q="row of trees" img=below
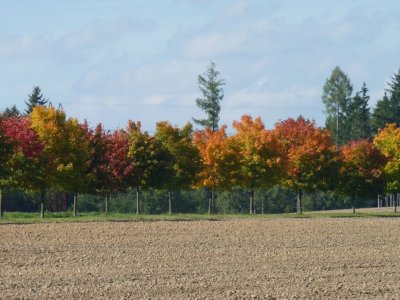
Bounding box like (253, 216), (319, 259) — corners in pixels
(1, 105), (399, 217)
(2, 65), (400, 217)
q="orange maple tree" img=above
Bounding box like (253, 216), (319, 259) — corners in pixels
(275, 116), (338, 213)
(193, 126), (240, 213)
(232, 115), (286, 213)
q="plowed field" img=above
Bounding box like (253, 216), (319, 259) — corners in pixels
(1, 218), (400, 299)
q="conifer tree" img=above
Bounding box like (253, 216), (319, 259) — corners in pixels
(193, 62), (225, 131)
(371, 92), (391, 134)
(25, 86), (48, 115)
(348, 82), (371, 140)
(322, 66), (353, 146)
(371, 70), (400, 133)
(1, 105), (20, 118)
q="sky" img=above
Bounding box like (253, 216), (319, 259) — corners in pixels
(1, 0), (400, 132)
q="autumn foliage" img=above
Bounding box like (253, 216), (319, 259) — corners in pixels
(275, 117), (338, 212)
(231, 115), (286, 213)
(373, 124), (400, 192)
(0, 104), (398, 216)
(339, 140), (386, 212)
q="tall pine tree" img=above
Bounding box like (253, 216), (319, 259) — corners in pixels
(193, 62), (225, 131)
(371, 93), (390, 134)
(348, 82), (371, 140)
(371, 69), (400, 133)
(25, 86), (48, 115)
(322, 66), (353, 146)
(1, 105), (20, 118)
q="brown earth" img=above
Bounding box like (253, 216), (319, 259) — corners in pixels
(1, 218), (400, 299)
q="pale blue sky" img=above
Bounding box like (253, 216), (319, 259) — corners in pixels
(1, 0), (399, 131)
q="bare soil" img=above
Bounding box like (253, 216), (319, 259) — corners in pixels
(1, 218), (400, 299)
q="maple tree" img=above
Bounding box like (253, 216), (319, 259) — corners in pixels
(2, 116), (46, 216)
(59, 120), (91, 217)
(154, 121), (201, 213)
(30, 105), (90, 217)
(128, 121), (170, 214)
(0, 117), (14, 218)
(232, 115), (287, 213)
(84, 123), (114, 213)
(373, 124), (400, 211)
(275, 117), (338, 213)
(339, 140), (386, 213)
(106, 127), (137, 212)
(193, 126), (240, 213)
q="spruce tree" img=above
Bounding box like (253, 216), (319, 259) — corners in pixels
(371, 69), (400, 133)
(25, 86), (48, 115)
(1, 105), (20, 118)
(371, 92), (391, 134)
(193, 62), (225, 131)
(348, 82), (371, 140)
(322, 66), (353, 146)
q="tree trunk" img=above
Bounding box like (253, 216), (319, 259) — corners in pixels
(208, 189), (215, 214)
(105, 194), (109, 214)
(261, 197), (264, 214)
(297, 189), (303, 214)
(40, 190), (45, 219)
(352, 194), (356, 214)
(395, 193), (398, 213)
(249, 190), (254, 214)
(211, 189), (215, 213)
(0, 188), (3, 218)
(168, 189), (172, 214)
(72, 193), (78, 217)
(208, 191), (212, 214)
(336, 98), (339, 147)
(136, 187), (140, 215)
(312, 193), (316, 211)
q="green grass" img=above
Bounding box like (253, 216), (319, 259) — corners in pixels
(1, 209), (400, 224)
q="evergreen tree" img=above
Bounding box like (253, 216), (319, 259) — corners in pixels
(387, 69), (400, 107)
(322, 66), (353, 146)
(25, 86), (48, 115)
(371, 92), (391, 134)
(348, 82), (371, 140)
(1, 105), (20, 118)
(371, 69), (400, 133)
(193, 62), (225, 131)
